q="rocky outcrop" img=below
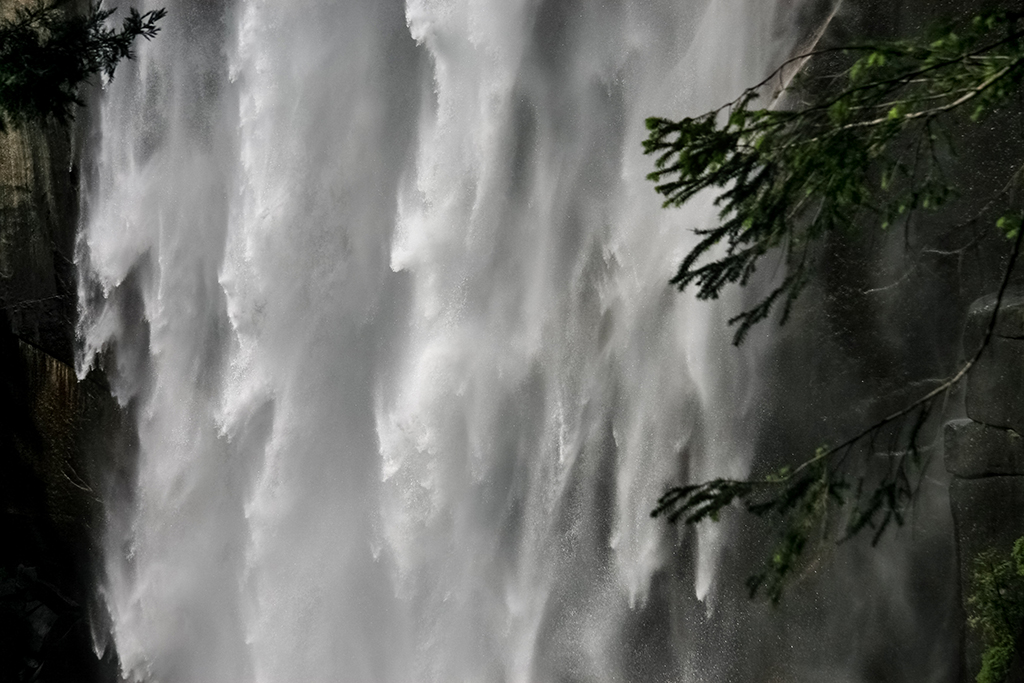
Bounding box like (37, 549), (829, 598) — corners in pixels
(947, 295), (1024, 682)
(965, 293), (1024, 437)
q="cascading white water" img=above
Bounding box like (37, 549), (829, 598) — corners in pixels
(78, 1), (798, 680)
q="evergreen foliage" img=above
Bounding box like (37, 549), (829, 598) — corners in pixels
(648, 10), (1024, 605)
(644, 10), (1024, 344)
(968, 537), (1024, 683)
(0, 0), (165, 131)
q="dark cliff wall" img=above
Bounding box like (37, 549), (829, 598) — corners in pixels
(660, 2), (1024, 681)
(0, 33), (124, 680)
(808, 4), (1024, 681)
(760, 1), (1023, 681)
(0, 326), (125, 682)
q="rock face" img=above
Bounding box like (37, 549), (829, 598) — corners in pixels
(946, 419), (1024, 479)
(0, 90), (78, 365)
(966, 292), (1024, 436)
(0, 323), (125, 682)
(742, 2), (1022, 680)
(947, 295), (1024, 682)
(0, 39), (123, 682)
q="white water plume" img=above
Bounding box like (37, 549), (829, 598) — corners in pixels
(78, 0), (796, 680)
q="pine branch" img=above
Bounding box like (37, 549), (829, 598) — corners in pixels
(0, 1), (167, 130)
(648, 9), (1024, 602)
(653, 214), (1024, 601)
(644, 10), (1024, 345)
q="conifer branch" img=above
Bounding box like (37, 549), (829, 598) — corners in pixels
(0, 1), (166, 130)
(648, 10), (1024, 602)
(644, 9), (1024, 345)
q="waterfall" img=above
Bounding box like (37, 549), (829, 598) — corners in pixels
(78, 0), (809, 681)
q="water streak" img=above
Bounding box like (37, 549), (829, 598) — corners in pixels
(79, 0), (794, 680)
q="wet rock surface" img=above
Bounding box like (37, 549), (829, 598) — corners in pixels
(0, 315), (123, 682)
(947, 295), (1024, 682)
(945, 419), (1024, 478)
(965, 295), (1024, 435)
(0, 35), (122, 678)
